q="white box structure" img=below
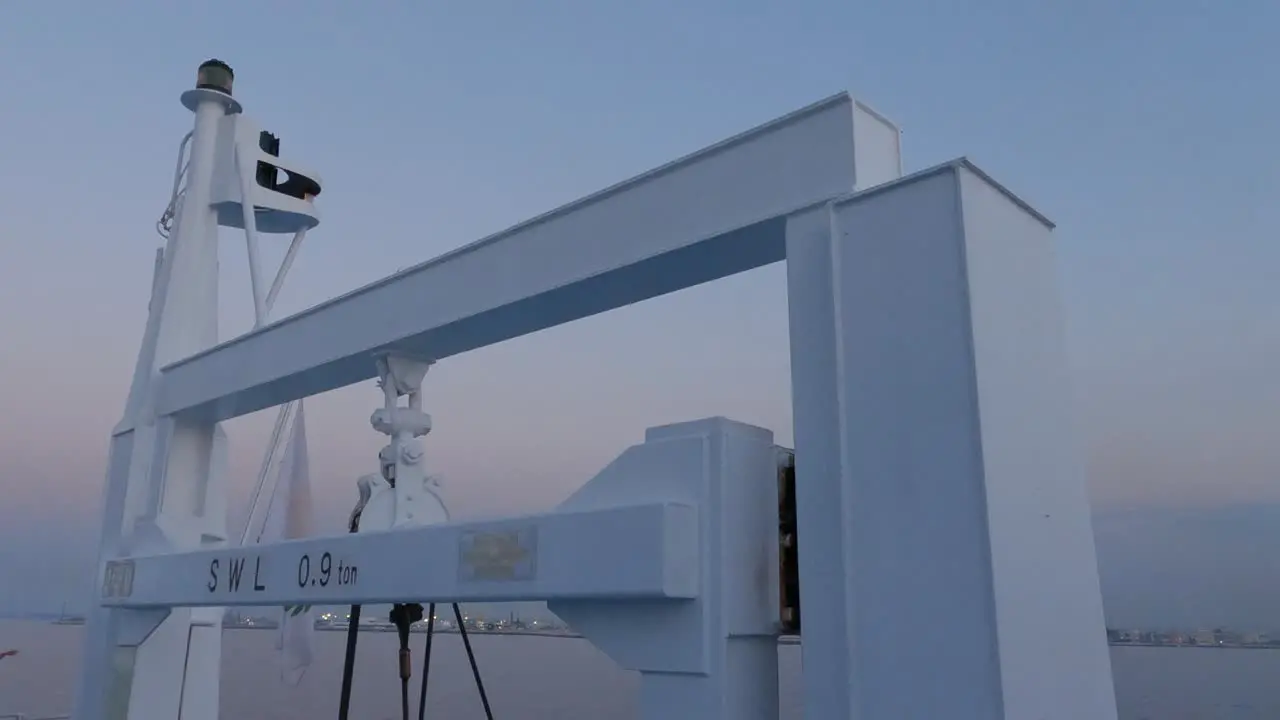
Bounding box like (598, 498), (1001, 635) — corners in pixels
(73, 61), (1117, 720)
(787, 165), (1117, 718)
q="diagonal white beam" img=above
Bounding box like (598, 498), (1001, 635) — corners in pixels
(99, 502), (697, 608)
(157, 93), (902, 422)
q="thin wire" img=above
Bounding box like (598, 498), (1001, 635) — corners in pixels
(157, 132), (194, 240)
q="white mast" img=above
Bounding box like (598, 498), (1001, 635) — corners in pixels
(75, 60), (321, 720)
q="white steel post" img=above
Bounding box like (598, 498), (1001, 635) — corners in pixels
(785, 164), (1117, 719)
(235, 141), (269, 326)
(74, 60), (241, 720)
(550, 418), (781, 720)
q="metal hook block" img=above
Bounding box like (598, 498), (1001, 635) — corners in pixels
(374, 352), (434, 397)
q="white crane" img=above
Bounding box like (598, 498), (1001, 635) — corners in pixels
(71, 59), (1118, 720)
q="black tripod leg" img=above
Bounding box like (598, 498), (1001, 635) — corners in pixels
(416, 603), (436, 720)
(337, 604), (362, 720)
(452, 603), (494, 720)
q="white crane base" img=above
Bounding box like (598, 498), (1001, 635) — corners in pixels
(99, 417), (782, 720)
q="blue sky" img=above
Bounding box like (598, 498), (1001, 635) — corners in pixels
(0, 1), (1277, 628)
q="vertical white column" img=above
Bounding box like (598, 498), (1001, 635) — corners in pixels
(784, 162), (1116, 719)
(74, 429), (138, 720)
(551, 418), (781, 720)
(131, 88), (228, 720)
(75, 78), (233, 720)
(784, 202), (858, 719)
(151, 91), (224, 519)
(634, 419), (780, 720)
(779, 98), (903, 720)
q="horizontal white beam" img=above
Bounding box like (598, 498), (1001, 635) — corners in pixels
(99, 502), (697, 608)
(157, 93), (900, 422)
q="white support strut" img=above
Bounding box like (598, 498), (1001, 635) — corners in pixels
(234, 142), (269, 325)
(102, 502), (698, 608)
(264, 229), (307, 315)
(155, 93), (897, 423)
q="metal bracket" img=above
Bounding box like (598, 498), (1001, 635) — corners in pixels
(116, 609), (171, 648)
(374, 352), (434, 398)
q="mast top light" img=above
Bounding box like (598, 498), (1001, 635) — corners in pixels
(196, 59), (234, 95)
(181, 58), (241, 114)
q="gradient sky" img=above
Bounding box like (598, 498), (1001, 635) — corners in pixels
(1, 1), (1277, 629)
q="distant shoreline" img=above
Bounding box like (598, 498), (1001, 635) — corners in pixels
(1107, 641), (1280, 651)
(313, 625), (583, 640)
(229, 625), (1280, 650)
(10, 617), (1280, 651)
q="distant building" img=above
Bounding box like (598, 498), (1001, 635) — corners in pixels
(1191, 630), (1216, 645)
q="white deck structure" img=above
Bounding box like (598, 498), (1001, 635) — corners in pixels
(74, 61), (1118, 719)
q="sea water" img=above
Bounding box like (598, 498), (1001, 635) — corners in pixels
(1, 620), (1276, 719)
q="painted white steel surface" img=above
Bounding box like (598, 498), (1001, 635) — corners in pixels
(156, 94), (902, 423)
(101, 416), (783, 720)
(74, 69), (1119, 720)
(957, 166), (1118, 719)
(102, 502), (698, 607)
(552, 417), (782, 719)
(208, 113), (321, 235)
(75, 86), (234, 720)
(785, 161), (1115, 719)
(78, 76), (323, 720)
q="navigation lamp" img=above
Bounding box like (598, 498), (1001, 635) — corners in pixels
(196, 59), (234, 95)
